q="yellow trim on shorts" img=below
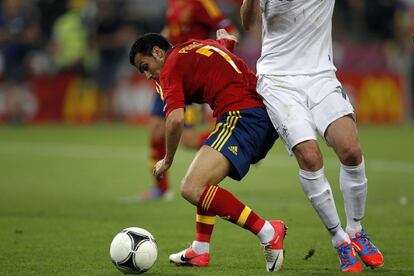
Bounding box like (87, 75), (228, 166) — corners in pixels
(207, 122), (223, 139)
(210, 113), (232, 149)
(211, 111), (241, 151)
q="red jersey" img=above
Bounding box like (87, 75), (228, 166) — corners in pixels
(167, 0), (234, 45)
(158, 39), (264, 119)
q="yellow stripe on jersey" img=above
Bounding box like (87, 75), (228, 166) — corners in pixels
(237, 206), (252, 227)
(196, 214), (216, 225)
(198, 0), (221, 19)
(202, 185), (218, 211)
(155, 82), (164, 100)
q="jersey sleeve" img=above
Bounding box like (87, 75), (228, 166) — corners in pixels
(196, 0), (235, 32)
(159, 60), (186, 117)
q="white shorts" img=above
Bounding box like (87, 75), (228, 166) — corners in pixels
(257, 71), (354, 154)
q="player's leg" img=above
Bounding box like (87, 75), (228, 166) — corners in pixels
(169, 205), (215, 267)
(311, 73), (382, 269)
(194, 206), (215, 250)
(325, 115), (384, 268)
(168, 145), (226, 267)
(138, 94), (170, 201)
(325, 115), (365, 233)
(169, 105), (215, 266)
(294, 140), (363, 272)
(258, 75), (348, 243)
(258, 74), (361, 272)
(292, 140), (347, 241)
(170, 109), (286, 271)
(174, 145), (285, 271)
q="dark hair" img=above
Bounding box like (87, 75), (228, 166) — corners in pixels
(129, 33), (172, 66)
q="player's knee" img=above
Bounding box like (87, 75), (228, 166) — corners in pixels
(180, 177), (204, 205)
(304, 152), (322, 170)
(294, 145), (323, 171)
(339, 144), (362, 166)
(180, 180), (194, 203)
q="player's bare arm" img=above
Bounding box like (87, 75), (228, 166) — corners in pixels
(153, 108), (185, 178)
(240, 0), (260, 30)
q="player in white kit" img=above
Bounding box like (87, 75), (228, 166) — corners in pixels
(241, 0), (384, 272)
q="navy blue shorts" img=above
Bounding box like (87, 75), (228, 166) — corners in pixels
(204, 108), (278, 181)
(150, 94), (165, 118)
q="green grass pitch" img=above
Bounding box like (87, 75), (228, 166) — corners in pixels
(0, 124), (413, 275)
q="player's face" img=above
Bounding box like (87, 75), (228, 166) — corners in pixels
(134, 48), (165, 81)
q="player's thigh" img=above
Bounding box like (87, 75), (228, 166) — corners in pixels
(312, 89), (361, 163)
(257, 75), (317, 153)
(182, 145), (231, 196)
(311, 86), (354, 138)
(204, 108), (277, 180)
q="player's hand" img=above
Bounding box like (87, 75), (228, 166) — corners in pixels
(216, 29), (238, 42)
(153, 158), (171, 180)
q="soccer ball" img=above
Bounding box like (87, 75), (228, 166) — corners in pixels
(110, 227), (158, 274)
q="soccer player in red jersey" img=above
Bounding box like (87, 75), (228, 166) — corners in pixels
(164, 0), (236, 45)
(140, 0), (238, 201)
(129, 29), (287, 271)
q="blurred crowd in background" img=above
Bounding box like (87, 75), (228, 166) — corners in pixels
(0, 0), (413, 124)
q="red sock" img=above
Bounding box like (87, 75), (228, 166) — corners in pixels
(195, 207), (215, 242)
(150, 137), (169, 193)
(198, 185), (265, 235)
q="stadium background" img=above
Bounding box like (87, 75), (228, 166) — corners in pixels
(1, 0), (414, 275)
(0, 0), (413, 124)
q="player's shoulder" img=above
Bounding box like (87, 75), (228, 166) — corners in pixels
(164, 41), (202, 70)
(169, 38), (225, 59)
(174, 39), (208, 54)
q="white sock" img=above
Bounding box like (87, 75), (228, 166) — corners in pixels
(299, 168), (342, 234)
(340, 157), (367, 236)
(346, 227), (361, 239)
(191, 241), (209, 254)
(257, 220), (274, 244)
(332, 228), (351, 247)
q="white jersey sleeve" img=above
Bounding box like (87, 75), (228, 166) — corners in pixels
(257, 0), (336, 75)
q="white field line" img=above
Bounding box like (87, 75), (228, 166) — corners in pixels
(0, 141), (413, 174)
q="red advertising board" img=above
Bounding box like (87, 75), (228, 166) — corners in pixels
(337, 71), (409, 123)
(0, 71), (410, 124)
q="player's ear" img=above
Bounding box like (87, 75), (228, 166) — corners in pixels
(152, 46), (165, 61)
